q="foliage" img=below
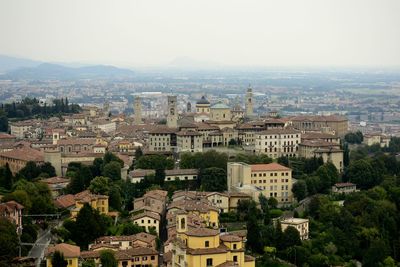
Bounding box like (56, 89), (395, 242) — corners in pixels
(103, 161), (122, 181)
(180, 150), (228, 170)
(200, 167), (227, 192)
(100, 250), (118, 267)
(89, 176), (111, 195)
(135, 154), (174, 170)
(0, 218), (19, 266)
(51, 251), (68, 267)
(292, 180), (307, 201)
(344, 131), (363, 144)
(230, 153), (272, 164)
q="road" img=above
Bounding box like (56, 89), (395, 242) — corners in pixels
(28, 228), (52, 267)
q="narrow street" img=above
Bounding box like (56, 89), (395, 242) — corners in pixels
(28, 228), (52, 267)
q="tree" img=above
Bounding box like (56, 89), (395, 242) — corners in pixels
(134, 147), (143, 160)
(103, 152), (124, 168)
(40, 162), (56, 177)
(259, 194), (271, 225)
(292, 180), (307, 201)
(67, 171), (85, 194)
(73, 204), (108, 248)
(0, 218), (19, 265)
(246, 213), (263, 253)
(109, 185), (122, 211)
(179, 150), (228, 170)
(155, 168), (165, 186)
(347, 159), (379, 189)
(280, 226), (301, 249)
(200, 167), (227, 192)
(228, 139), (237, 146)
(3, 163), (13, 190)
(103, 161), (122, 181)
(268, 197), (278, 209)
(135, 155), (174, 170)
(100, 250), (118, 267)
(89, 176), (110, 195)
(18, 161), (41, 181)
(345, 131), (363, 144)
(51, 251), (68, 267)
(91, 158), (104, 177)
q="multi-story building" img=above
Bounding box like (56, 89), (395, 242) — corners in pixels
(0, 146), (44, 174)
(148, 127), (175, 152)
(176, 130), (203, 153)
(45, 243), (80, 267)
(90, 232), (157, 250)
(0, 201), (24, 230)
(171, 212), (255, 267)
(281, 218), (309, 240)
(132, 211), (161, 235)
(254, 128), (301, 158)
(129, 169), (198, 183)
(71, 190), (109, 218)
(290, 115), (349, 137)
(227, 162), (293, 205)
(363, 133), (391, 147)
(298, 140), (344, 172)
(10, 121), (34, 138)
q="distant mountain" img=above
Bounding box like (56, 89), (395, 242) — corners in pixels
(0, 55), (41, 73)
(1, 63), (135, 80)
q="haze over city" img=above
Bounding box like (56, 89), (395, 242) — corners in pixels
(1, 0), (400, 68)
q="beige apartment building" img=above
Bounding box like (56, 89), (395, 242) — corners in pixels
(290, 115), (348, 137)
(176, 130), (203, 153)
(254, 128), (301, 158)
(210, 102), (232, 121)
(298, 140), (344, 172)
(227, 162), (293, 205)
(281, 218), (309, 240)
(148, 127), (175, 152)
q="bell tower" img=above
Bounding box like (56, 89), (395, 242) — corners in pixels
(245, 84), (254, 117)
(167, 95), (178, 128)
(134, 96), (142, 125)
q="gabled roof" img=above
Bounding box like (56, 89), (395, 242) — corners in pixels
(45, 243), (80, 258)
(250, 163), (291, 172)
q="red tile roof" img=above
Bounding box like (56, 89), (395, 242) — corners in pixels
(251, 163), (290, 172)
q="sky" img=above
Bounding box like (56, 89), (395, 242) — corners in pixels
(0, 0), (399, 68)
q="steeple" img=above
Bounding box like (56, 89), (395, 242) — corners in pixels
(245, 84), (254, 117)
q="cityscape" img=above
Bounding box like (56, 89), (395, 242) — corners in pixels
(0, 1), (400, 267)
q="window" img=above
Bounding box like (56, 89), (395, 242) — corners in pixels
(233, 244), (237, 249)
(206, 258), (213, 267)
(205, 240), (209, 247)
(233, 256), (238, 262)
(151, 256), (155, 260)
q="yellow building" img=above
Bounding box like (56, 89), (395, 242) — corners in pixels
(281, 218), (309, 240)
(227, 162), (293, 205)
(81, 247), (159, 267)
(45, 243), (80, 267)
(132, 211), (161, 235)
(172, 212), (255, 267)
(71, 190), (109, 218)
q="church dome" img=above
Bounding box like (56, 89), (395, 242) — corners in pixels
(196, 96), (210, 105)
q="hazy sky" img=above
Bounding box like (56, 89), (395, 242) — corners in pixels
(0, 0), (399, 67)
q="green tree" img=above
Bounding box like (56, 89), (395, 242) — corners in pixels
(40, 162), (56, 177)
(67, 171), (85, 194)
(3, 163), (13, 190)
(280, 226), (301, 249)
(347, 159), (380, 189)
(73, 204), (108, 248)
(259, 193), (271, 225)
(103, 152), (124, 168)
(292, 180), (307, 201)
(134, 147), (143, 160)
(81, 260), (96, 267)
(100, 250), (118, 267)
(135, 154), (174, 170)
(0, 218), (18, 265)
(155, 168), (165, 186)
(109, 185), (122, 211)
(200, 167), (227, 192)
(103, 161), (122, 181)
(246, 213), (263, 253)
(18, 161), (41, 180)
(268, 197), (278, 209)
(89, 176), (110, 195)
(51, 251), (68, 267)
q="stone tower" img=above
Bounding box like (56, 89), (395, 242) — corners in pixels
(245, 84), (254, 117)
(186, 102), (192, 113)
(167, 95), (178, 128)
(134, 96), (142, 125)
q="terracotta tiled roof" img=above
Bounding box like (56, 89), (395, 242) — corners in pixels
(45, 243), (80, 258)
(132, 211), (161, 221)
(220, 234), (242, 242)
(0, 147), (44, 162)
(290, 115), (348, 122)
(250, 163), (290, 172)
(74, 190), (108, 202)
(41, 177), (70, 185)
(186, 245), (228, 255)
(186, 228), (219, 237)
(54, 194), (75, 209)
(81, 247), (158, 260)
